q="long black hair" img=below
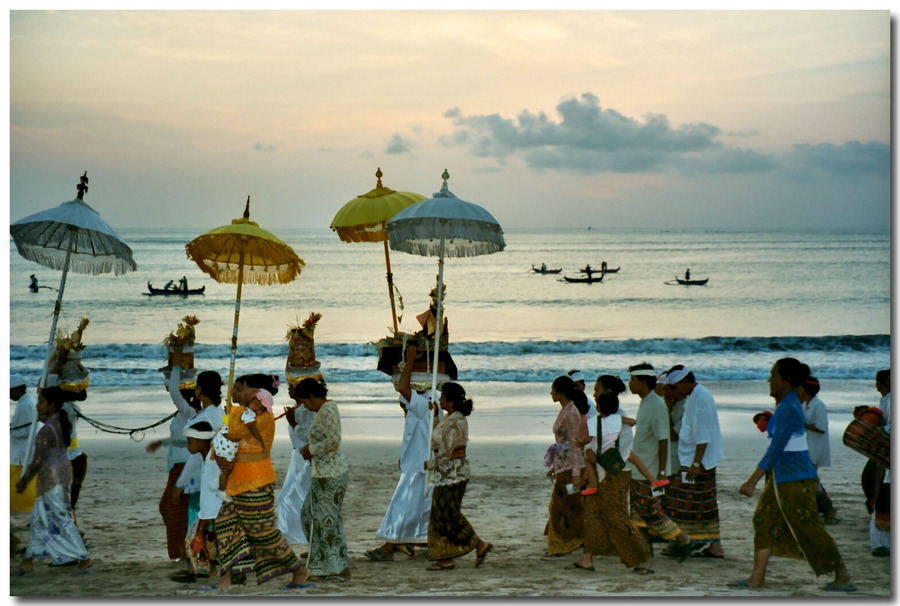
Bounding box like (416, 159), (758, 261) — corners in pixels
(196, 370), (223, 406)
(243, 373), (280, 396)
(442, 382), (473, 416)
(552, 375), (577, 402)
(40, 386), (86, 447)
(295, 377), (327, 400)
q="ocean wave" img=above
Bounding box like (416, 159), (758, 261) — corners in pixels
(9, 334), (889, 387)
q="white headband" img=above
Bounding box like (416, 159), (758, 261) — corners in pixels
(568, 371), (585, 383)
(629, 369), (656, 377)
(184, 427), (216, 440)
(666, 367), (690, 385)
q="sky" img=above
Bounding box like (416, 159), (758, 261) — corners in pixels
(7, 10), (892, 232)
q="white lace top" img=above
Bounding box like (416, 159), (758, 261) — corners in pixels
(428, 410), (470, 486)
(307, 401), (349, 478)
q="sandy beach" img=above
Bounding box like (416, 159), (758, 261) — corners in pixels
(9, 384), (892, 600)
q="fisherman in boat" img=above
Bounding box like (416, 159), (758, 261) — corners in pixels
(29, 275), (39, 293)
(541, 263), (547, 272)
(164, 280), (176, 291)
(685, 269), (691, 281)
(179, 276), (188, 292)
(601, 261), (607, 273)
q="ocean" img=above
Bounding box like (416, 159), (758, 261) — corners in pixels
(9, 228), (890, 443)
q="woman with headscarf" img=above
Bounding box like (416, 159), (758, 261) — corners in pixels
(425, 381), (492, 571)
(296, 377), (351, 580)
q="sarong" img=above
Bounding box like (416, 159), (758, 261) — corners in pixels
(427, 481), (480, 561)
(583, 471), (649, 568)
(376, 470), (432, 543)
(813, 476), (834, 514)
(630, 478), (681, 541)
(753, 476), (843, 576)
(665, 467), (721, 542)
(215, 484), (302, 584)
(10, 464), (37, 513)
(277, 450), (310, 545)
(25, 483), (90, 565)
(301, 472), (349, 576)
(187, 492), (201, 532)
(862, 460), (891, 530)
(184, 516), (215, 576)
(159, 463), (190, 560)
(546, 477), (583, 556)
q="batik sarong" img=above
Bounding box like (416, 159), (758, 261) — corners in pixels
(546, 477), (583, 556)
(665, 467), (721, 542)
(583, 471), (649, 568)
(301, 472), (349, 576)
(630, 478), (681, 541)
(25, 483), (90, 565)
(215, 484), (302, 584)
(159, 463), (189, 560)
(428, 480), (480, 560)
(753, 475), (843, 576)
(862, 460), (891, 530)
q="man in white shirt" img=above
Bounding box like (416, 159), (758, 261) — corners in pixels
(627, 364), (699, 559)
(666, 365), (725, 558)
(10, 373), (37, 514)
(365, 344), (437, 562)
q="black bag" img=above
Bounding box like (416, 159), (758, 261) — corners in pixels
(597, 437), (625, 475)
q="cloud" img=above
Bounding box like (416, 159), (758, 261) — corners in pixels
(784, 140), (889, 180)
(442, 92), (782, 175)
(385, 133), (413, 155)
(254, 142), (276, 152)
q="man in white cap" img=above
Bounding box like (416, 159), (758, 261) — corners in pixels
(626, 363), (698, 559)
(665, 365), (725, 558)
(10, 374), (38, 518)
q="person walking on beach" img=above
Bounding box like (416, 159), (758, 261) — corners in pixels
(11, 374), (38, 515)
(277, 380), (315, 546)
(796, 376), (839, 524)
(731, 358), (855, 591)
(208, 383), (312, 590)
(365, 343), (436, 562)
(861, 368), (890, 557)
(14, 386), (94, 575)
(424, 381), (493, 571)
(568, 388), (656, 574)
(545, 376), (585, 558)
(626, 364), (698, 559)
(297, 377), (351, 581)
(664, 365), (725, 558)
(182, 418), (224, 582)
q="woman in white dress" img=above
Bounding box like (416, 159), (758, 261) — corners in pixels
(277, 381), (314, 546)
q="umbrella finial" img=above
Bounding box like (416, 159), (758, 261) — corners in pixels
(76, 171), (89, 200)
(375, 167), (383, 188)
(243, 196), (251, 219)
(437, 168), (451, 196)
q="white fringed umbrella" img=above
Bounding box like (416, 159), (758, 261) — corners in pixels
(386, 169), (504, 479)
(10, 172), (137, 388)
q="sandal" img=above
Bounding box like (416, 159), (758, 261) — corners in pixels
(565, 562), (595, 571)
(396, 544), (415, 557)
(426, 561), (455, 571)
(475, 542), (493, 568)
(171, 570), (197, 583)
(633, 566), (655, 575)
(363, 548), (394, 562)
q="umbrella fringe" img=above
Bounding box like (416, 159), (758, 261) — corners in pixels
(389, 239), (503, 257)
(14, 243), (137, 276)
(197, 263), (301, 286)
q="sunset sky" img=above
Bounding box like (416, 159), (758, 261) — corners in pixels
(8, 10), (891, 232)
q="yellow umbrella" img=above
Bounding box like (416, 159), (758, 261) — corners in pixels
(186, 197), (304, 409)
(330, 168), (425, 333)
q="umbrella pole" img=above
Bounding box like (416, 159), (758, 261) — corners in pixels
(39, 228), (75, 389)
(383, 237), (399, 334)
(425, 237), (446, 495)
(225, 251), (246, 413)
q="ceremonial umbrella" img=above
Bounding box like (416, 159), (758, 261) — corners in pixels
(10, 172), (137, 389)
(330, 168), (425, 333)
(186, 197), (305, 409)
(386, 169), (505, 473)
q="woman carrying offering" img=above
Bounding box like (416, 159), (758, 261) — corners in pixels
(425, 381), (493, 571)
(732, 358), (854, 592)
(208, 384), (312, 590)
(14, 387), (93, 575)
(297, 377), (351, 581)
(570, 387), (656, 574)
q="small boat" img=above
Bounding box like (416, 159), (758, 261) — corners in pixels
(579, 265), (619, 274)
(145, 281), (206, 296)
(532, 264), (562, 274)
(562, 275), (603, 284)
(666, 277), (709, 286)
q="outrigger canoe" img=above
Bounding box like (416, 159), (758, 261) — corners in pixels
(146, 281), (206, 296)
(532, 265), (562, 274)
(562, 275), (603, 284)
(579, 266), (619, 274)
(666, 277), (709, 286)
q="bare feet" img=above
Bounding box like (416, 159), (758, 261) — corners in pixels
(291, 566), (312, 586)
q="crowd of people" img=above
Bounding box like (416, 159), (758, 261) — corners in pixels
(9, 353), (891, 594)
